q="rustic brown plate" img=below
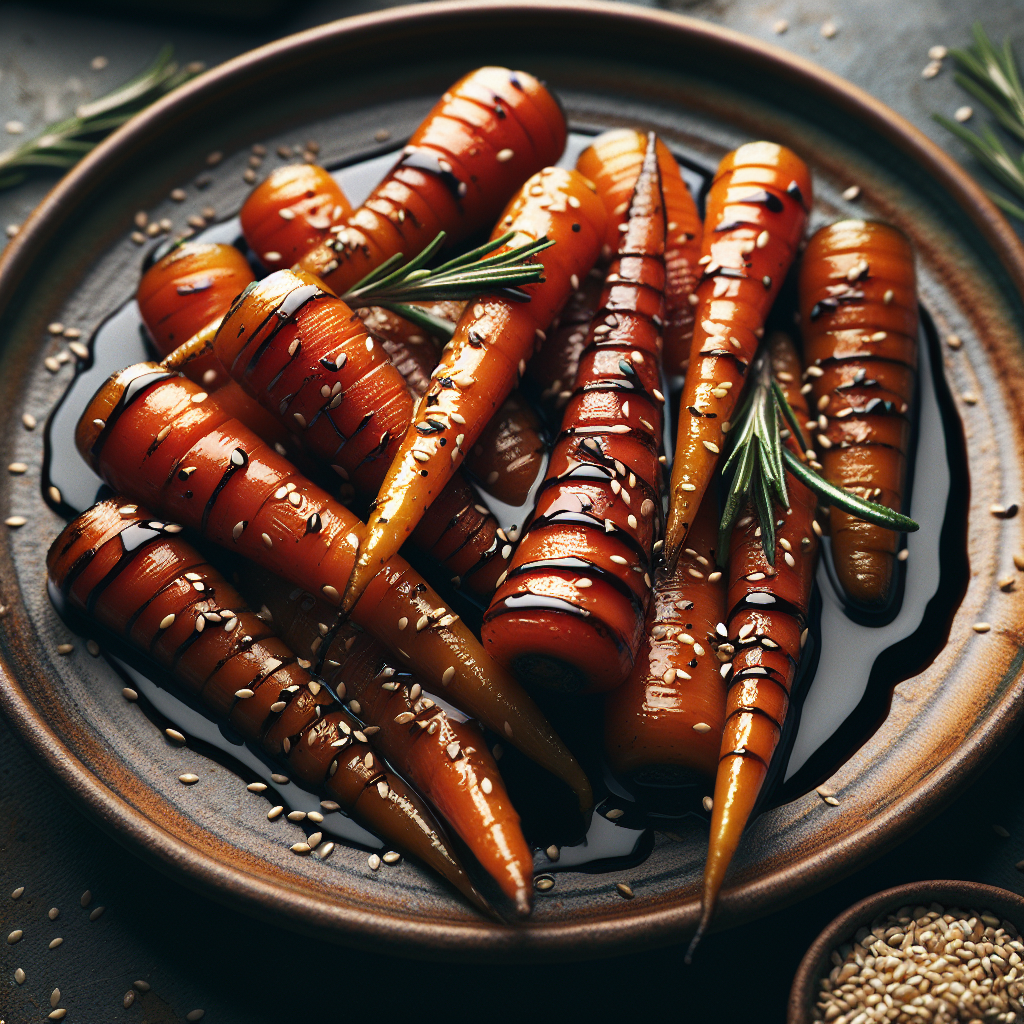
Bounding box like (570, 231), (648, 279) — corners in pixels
(788, 880), (1024, 1022)
(1, 0), (1023, 961)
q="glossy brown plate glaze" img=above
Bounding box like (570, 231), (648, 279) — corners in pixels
(1, 0), (1023, 960)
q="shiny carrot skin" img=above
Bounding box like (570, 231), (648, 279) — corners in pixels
(604, 490), (727, 784)
(240, 164), (353, 271)
(798, 220), (918, 609)
(75, 365), (592, 812)
(137, 241), (255, 390)
(46, 498), (487, 912)
(348, 167), (607, 610)
(481, 138), (665, 694)
(697, 332), (820, 943)
(576, 128), (703, 374)
(248, 567), (533, 914)
(665, 143), (812, 565)
(299, 67), (567, 294)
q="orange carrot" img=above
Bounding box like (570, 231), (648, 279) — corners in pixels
(346, 166), (607, 610)
(798, 219), (918, 609)
(75, 365), (592, 812)
(298, 67), (567, 294)
(240, 163), (352, 271)
(47, 498), (487, 912)
(480, 137), (664, 694)
(248, 567), (533, 914)
(664, 142), (812, 565)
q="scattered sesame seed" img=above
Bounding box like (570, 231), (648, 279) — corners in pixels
(164, 728), (186, 744)
(383, 850), (401, 864)
(922, 59), (942, 78)
(496, 148), (514, 162)
(321, 584), (340, 601)
(186, 1011), (205, 1023)
(773, 18), (788, 34)
(6, 222), (21, 237)
(49, 1010), (67, 1021)
(271, 773), (289, 784)
(994, 823), (1011, 837)
(122, 687), (138, 701)
(5, 515), (26, 527)
(692, 722), (712, 734)
(56, 643), (74, 655)
(961, 391), (979, 404)
(8, 462), (27, 473)
(15, 967), (25, 983)
(49, 937), (62, 949)
(897, 548), (909, 562)
(5, 120), (25, 134)
(124, 991), (135, 1008)
(22, 413), (36, 430)
(179, 774), (199, 785)
(973, 622), (991, 633)
(605, 807), (625, 820)
(247, 782), (267, 793)
(615, 883), (634, 899)
(89, 904), (105, 921)
(999, 575), (1015, 592)
(80, 890), (91, 907)
(702, 796), (713, 812)
(11, 886), (23, 898)
(368, 853), (381, 870)
(954, 105), (974, 122)
(535, 875), (555, 892)
(820, 20), (837, 38)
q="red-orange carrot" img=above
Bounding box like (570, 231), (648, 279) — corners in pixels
(665, 143), (812, 565)
(604, 490), (727, 785)
(576, 128), (703, 374)
(248, 567), (533, 914)
(798, 219), (918, 609)
(75, 365), (592, 812)
(691, 332), (820, 954)
(47, 498), (487, 912)
(347, 167), (607, 611)
(481, 136), (665, 694)
(298, 67), (567, 294)
(240, 164), (352, 271)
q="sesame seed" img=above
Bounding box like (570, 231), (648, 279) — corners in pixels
(121, 687), (139, 702)
(961, 392), (978, 404)
(441, 666), (455, 685)
(994, 823), (1011, 837)
(133, 980), (151, 992)
(179, 774), (199, 785)
(15, 967), (25, 983)
(922, 59), (942, 78)
(186, 1011), (205, 1023)
(49, 937), (62, 949)
(535, 876), (555, 892)
(322, 585), (340, 601)
(164, 728), (186, 744)
(21, 413), (35, 430)
(368, 853), (381, 870)
(898, 548), (910, 562)
(89, 906), (105, 921)
(271, 773), (289, 784)
(999, 575), (1015, 591)
(124, 991), (135, 1008)
(287, 810), (307, 822)
(973, 622), (991, 633)
(605, 807), (624, 820)
(504, 721), (513, 738)
(954, 105), (974, 122)
(80, 890), (91, 906)
(247, 782), (267, 793)
(820, 20), (837, 38)
(702, 440), (719, 453)
(49, 1011), (67, 1021)
(883, 288), (894, 304)
(267, 805), (284, 820)
(56, 643), (74, 655)
(497, 148), (514, 162)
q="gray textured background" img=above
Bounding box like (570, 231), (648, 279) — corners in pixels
(1, 1), (1022, 1021)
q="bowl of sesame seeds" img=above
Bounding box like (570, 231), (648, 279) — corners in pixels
(789, 881), (1024, 1024)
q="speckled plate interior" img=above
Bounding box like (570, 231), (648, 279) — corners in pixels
(1, 0), (1023, 961)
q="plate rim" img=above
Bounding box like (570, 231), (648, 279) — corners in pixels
(1, 0), (1023, 959)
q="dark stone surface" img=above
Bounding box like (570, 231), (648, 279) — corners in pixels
(1, 2), (1022, 1021)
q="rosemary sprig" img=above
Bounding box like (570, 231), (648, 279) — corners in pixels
(342, 229), (554, 338)
(0, 47), (201, 192)
(718, 353), (919, 564)
(934, 23), (1024, 222)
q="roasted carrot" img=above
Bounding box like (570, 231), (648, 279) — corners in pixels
(240, 163), (353, 271)
(298, 67), (567, 295)
(358, 302), (457, 398)
(47, 498), (487, 912)
(798, 219), (918, 609)
(247, 567), (533, 914)
(691, 332), (820, 954)
(481, 136), (665, 694)
(604, 490), (727, 785)
(75, 364), (592, 812)
(576, 128), (703, 374)
(347, 166), (607, 610)
(137, 241), (255, 390)
(664, 142), (812, 565)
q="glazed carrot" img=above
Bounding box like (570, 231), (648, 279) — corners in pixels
(692, 332), (820, 954)
(664, 142), (812, 566)
(798, 219), (918, 609)
(604, 490), (727, 785)
(359, 301), (458, 398)
(481, 136), (665, 694)
(347, 166), (607, 610)
(240, 164), (352, 271)
(247, 567), (533, 914)
(576, 128), (703, 374)
(137, 241), (255, 390)
(47, 498), (487, 912)
(75, 364), (592, 812)
(299, 67), (567, 295)
(212, 271), (515, 599)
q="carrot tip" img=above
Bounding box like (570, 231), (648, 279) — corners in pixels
(684, 904), (713, 964)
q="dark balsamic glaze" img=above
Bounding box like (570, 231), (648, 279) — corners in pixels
(397, 149), (466, 201)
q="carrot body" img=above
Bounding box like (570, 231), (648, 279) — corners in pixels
(665, 143), (811, 565)
(240, 164), (353, 271)
(137, 242), (255, 390)
(299, 67), (567, 294)
(576, 128), (702, 374)
(481, 137), (665, 694)
(46, 498), (486, 911)
(348, 167), (607, 610)
(604, 490), (727, 784)
(698, 332), (820, 940)
(359, 302), (458, 399)
(249, 568), (533, 914)
(798, 220), (918, 608)
(75, 365), (591, 812)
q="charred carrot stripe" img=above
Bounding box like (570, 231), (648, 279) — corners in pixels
(358, 302), (458, 398)
(348, 166), (607, 611)
(298, 67), (567, 295)
(576, 128), (703, 375)
(46, 498), (487, 910)
(798, 219), (918, 609)
(240, 164), (353, 271)
(481, 137), (665, 695)
(247, 566), (533, 915)
(604, 489), (727, 785)
(74, 366), (592, 812)
(665, 142), (812, 566)
(696, 332), (820, 943)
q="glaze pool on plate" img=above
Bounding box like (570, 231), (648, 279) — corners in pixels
(1, 0), (1023, 958)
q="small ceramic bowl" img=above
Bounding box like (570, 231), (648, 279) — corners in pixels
(788, 880), (1024, 1023)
